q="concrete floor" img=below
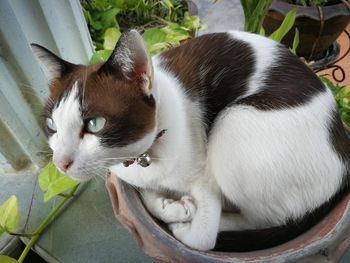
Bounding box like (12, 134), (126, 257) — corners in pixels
(192, 0), (244, 35)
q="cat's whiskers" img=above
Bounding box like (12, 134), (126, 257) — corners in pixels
(80, 68), (88, 110)
(78, 164), (106, 179)
(16, 81), (47, 89)
(101, 156), (174, 162)
(148, 157), (174, 161)
(37, 151), (52, 155)
(101, 157), (136, 160)
(19, 88), (44, 98)
(87, 166), (105, 177)
(17, 85), (47, 99)
(37, 149), (53, 159)
(17, 84), (55, 105)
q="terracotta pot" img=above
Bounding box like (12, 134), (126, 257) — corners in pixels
(106, 174), (350, 263)
(263, 0), (350, 61)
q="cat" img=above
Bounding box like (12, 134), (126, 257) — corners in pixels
(32, 29), (350, 251)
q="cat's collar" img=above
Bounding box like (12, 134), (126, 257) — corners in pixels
(122, 129), (167, 168)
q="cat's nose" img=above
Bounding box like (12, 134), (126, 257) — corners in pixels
(55, 159), (73, 173)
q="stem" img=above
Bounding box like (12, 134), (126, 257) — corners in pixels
(8, 231), (39, 237)
(151, 15), (169, 25)
(17, 185), (79, 263)
(58, 193), (71, 198)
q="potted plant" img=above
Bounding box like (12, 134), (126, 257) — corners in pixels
(263, 0), (350, 67)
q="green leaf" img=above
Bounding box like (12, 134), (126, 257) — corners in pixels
(89, 50), (113, 64)
(109, 0), (124, 9)
(335, 85), (350, 101)
(259, 26), (265, 36)
(100, 7), (120, 28)
(240, 0), (255, 20)
(43, 176), (79, 202)
(341, 111), (350, 128)
(339, 98), (350, 110)
(163, 24), (191, 44)
(164, 0), (174, 9)
(39, 162), (60, 191)
(0, 255), (19, 263)
(103, 27), (121, 50)
(269, 9), (297, 43)
(320, 76), (341, 96)
(148, 42), (170, 55)
(143, 28), (167, 49)
(39, 163), (79, 202)
(243, 0), (272, 33)
(143, 24), (191, 55)
(83, 10), (92, 25)
(183, 12), (201, 30)
(92, 0), (110, 9)
(87, 11), (104, 30)
(290, 28), (300, 55)
(0, 196), (19, 235)
(125, 0), (143, 9)
(321, 78), (350, 127)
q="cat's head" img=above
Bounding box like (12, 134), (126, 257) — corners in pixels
(32, 30), (158, 181)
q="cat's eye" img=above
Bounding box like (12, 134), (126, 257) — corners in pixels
(86, 117), (106, 133)
(46, 117), (57, 132)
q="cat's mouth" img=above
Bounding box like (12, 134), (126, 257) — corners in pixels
(63, 162), (110, 182)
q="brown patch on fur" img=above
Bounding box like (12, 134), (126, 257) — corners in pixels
(82, 71), (156, 147)
(43, 63), (156, 146)
(160, 33), (255, 130)
(43, 64), (101, 115)
(237, 48), (326, 110)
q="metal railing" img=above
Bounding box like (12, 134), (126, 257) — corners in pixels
(0, 0), (93, 171)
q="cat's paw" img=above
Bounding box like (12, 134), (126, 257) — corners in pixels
(169, 222), (191, 240)
(159, 196), (196, 223)
(169, 222), (216, 251)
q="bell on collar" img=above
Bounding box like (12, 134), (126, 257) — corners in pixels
(136, 153), (152, 167)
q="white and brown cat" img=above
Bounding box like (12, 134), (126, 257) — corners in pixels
(32, 30), (350, 251)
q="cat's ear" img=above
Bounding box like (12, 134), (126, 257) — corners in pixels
(99, 30), (153, 95)
(31, 43), (76, 81)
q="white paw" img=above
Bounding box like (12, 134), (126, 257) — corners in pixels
(169, 222), (191, 240)
(158, 196), (196, 223)
(169, 222), (216, 251)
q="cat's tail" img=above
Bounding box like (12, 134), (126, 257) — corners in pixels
(214, 187), (347, 252)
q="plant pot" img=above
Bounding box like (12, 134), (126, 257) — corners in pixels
(106, 173), (350, 263)
(263, 0), (350, 62)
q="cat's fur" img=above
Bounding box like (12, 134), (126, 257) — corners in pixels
(32, 30), (350, 251)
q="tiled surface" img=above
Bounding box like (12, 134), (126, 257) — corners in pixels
(192, 0), (244, 35)
(0, 168), (38, 254)
(24, 179), (155, 263)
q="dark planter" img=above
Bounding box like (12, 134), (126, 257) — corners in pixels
(263, 0), (350, 61)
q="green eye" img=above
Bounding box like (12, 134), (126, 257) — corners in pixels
(46, 117), (57, 132)
(86, 117), (106, 133)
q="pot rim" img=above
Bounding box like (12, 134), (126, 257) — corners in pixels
(116, 178), (350, 262)
(270, 0), (350, 20)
